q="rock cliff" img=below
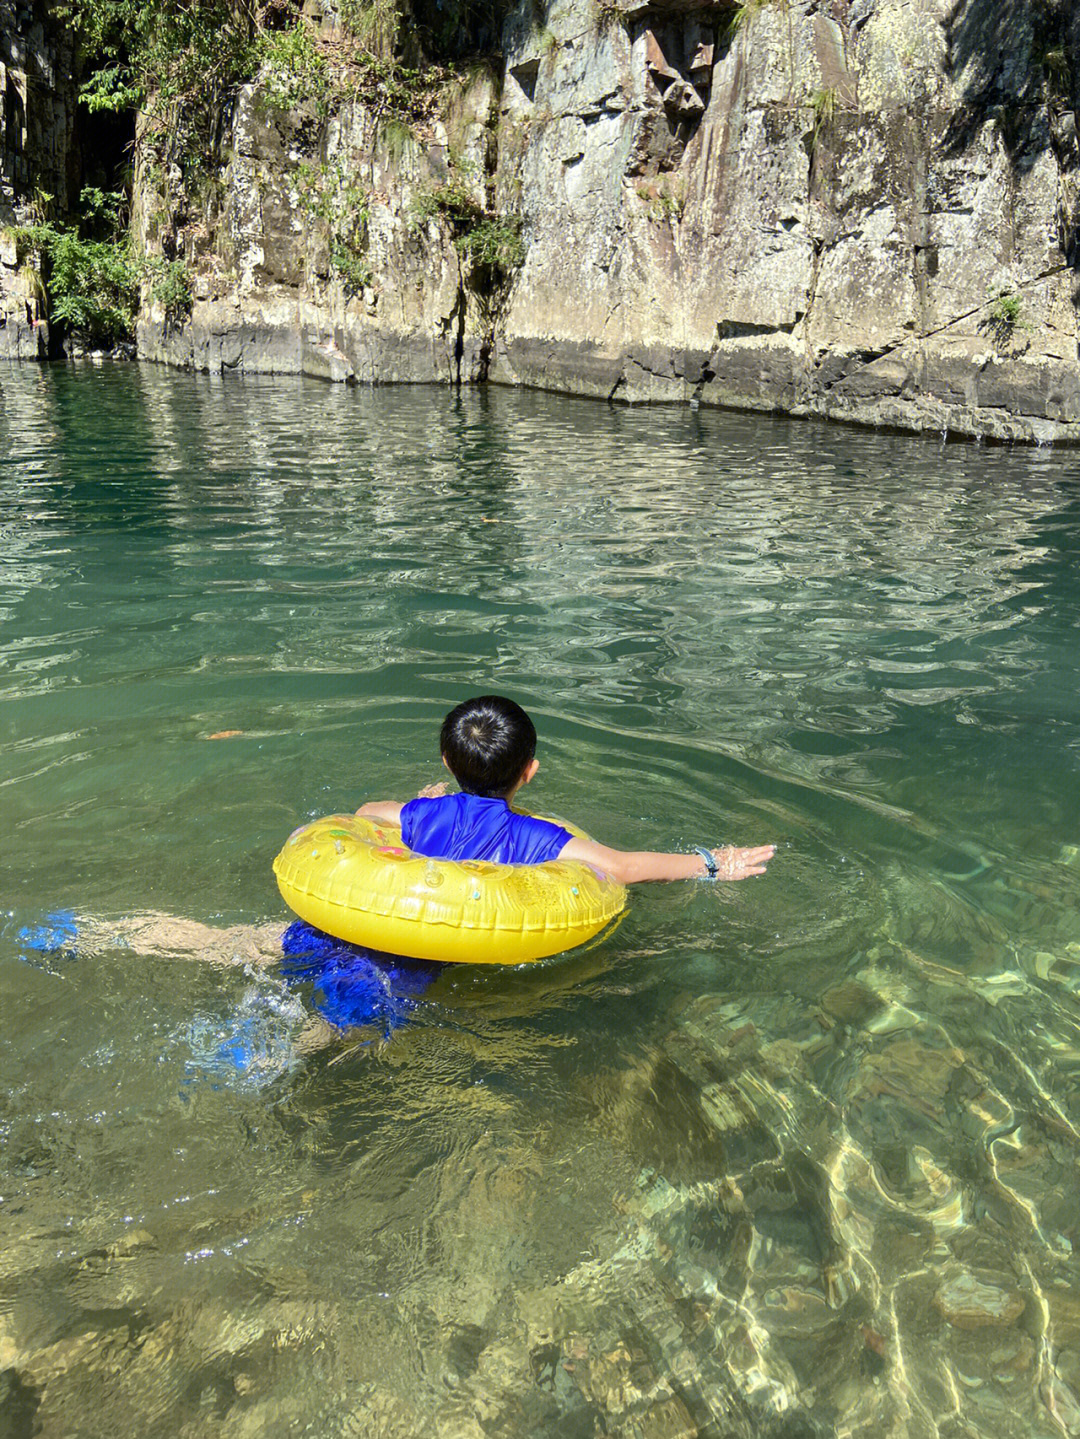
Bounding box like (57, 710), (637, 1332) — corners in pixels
(0, 0), (77, 358)
(489, 0), (1080, 442)
(7, 0), (1080, 442)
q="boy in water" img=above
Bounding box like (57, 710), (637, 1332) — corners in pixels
(358, 695), (775, 884)
(14, 697), (771, 1056)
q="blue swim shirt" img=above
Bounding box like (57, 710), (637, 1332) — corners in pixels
(400, 793), (572, 866)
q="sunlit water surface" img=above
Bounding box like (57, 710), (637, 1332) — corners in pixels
(3, 366), (1080, 1439)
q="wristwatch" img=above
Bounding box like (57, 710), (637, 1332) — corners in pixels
(693, 846), (719, 879)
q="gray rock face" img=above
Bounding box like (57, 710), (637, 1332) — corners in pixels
(8, 0), (1080, 442)
(0, 0), (77, 359)
(136, 65), (497, 387)
(489, 0), (1080, 441)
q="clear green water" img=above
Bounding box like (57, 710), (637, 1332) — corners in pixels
(3, 366), (1080, 1439)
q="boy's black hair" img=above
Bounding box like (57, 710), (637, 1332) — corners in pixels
(440, 695), (537, 798)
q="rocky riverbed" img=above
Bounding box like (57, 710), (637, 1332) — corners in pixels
(4, 854), (1080, 1438)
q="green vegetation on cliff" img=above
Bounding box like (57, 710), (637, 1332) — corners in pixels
(292, 161), (374, 295)
(63, 0), (257, 117)
(5, 187), (194, 347)
(413, 162), (524, 279)
(63, 0), (513, 125)
(53, 0), (520, 315)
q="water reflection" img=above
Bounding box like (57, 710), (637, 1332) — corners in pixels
(2, 366), (1080, 1436)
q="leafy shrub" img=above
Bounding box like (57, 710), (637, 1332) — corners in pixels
(636, 181), (684, 223)
(412, 160), (485, 228)
(990, 291), (1022, 329)
(984, 290), (1027, 349)
(454, 215), (524, 271)
(77, 185), (129, 236)
(78, 63), (143, 115)
(9, 187), (140, 345)
(47, 232), (139, 340)
(6, 188), (198, 344)
(330, 244), (374, 295)
(14, 226), (138, 344)
(144, 256), (194, 323)
(258, 21), (331, 113)
(60, 0), (258, 115)
(293, 162), (369, 233)
(413, 159), (524, 282)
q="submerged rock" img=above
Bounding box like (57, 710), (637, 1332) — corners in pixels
(934, 1272), (1026, 1331)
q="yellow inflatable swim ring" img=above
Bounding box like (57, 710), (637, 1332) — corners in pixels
(272, 814), (627, 965)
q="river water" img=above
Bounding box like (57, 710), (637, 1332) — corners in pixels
(2, 365), (1080, 1439)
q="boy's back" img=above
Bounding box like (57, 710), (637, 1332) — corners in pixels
(400, 791), (570, 866)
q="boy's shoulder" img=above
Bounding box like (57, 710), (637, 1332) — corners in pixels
(404, 790), (466, 811)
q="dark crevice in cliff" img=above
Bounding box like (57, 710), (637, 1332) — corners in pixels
(76, 104), (136, 202)
(1048, 99), (1080, 269)
(719, 318), (797, 339)
(404, 0), (513, 64)
(690, 356), (714, 404)
(468, 69), (521, 382)
(472, 261), (516, 382)
(477, 335), (493, 381)
(911, 113), (932, 343)
(450, 286), (466, 383)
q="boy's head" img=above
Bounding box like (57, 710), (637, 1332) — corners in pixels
(440, 695), (537, 798)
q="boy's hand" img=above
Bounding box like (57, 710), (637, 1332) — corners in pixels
(417, 780), (451, 799)
(711, 844), (776, 880)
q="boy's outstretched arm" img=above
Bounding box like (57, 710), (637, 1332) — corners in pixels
(558, 836), (776, 886)
(356, 800), (404, 824)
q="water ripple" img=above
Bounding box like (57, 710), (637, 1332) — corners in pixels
(3, 367), (1080, 1436)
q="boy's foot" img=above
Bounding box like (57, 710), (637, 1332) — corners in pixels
(15, 910), (79, 955)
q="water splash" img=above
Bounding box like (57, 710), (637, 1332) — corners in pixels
(180, 973), (307, 1092)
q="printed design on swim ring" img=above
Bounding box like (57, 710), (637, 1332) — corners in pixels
(272, 814), (627, 965)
